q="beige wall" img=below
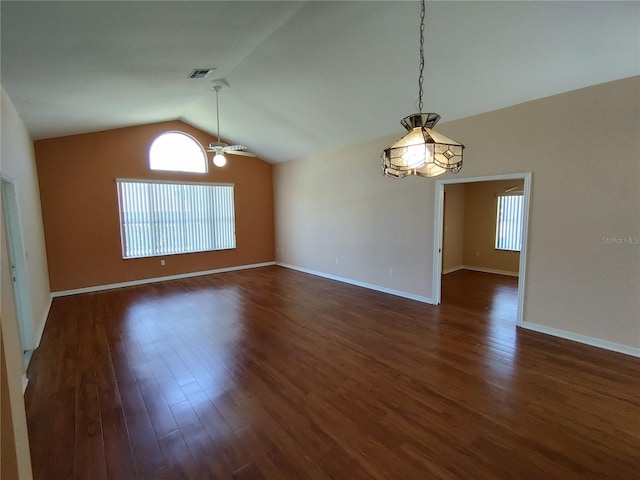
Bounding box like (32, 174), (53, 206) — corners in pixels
(274, 76), (640, 349)
(274, 133), (437, 298)
(1, 86), (48, 479)
(462, 180), (521, 274)
(442, 184), (465, 272)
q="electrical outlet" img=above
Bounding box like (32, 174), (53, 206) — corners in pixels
(160, 259), (166, 266)
(335, 257), (340, 265)
(388, 267), (394, 275)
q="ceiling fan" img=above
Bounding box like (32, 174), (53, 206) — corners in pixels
(206, 84), (256, 167)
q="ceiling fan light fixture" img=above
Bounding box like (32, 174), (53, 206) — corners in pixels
(382, 0), (464, 179)
(213, 153), (227, 167)
(206, 83), (257, 165)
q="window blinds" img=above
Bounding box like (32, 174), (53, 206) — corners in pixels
(495, 194), (524, 251)
(116, 180), (235, 259)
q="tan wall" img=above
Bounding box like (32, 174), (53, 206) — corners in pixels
(442, 184), (465, 272)
(462, 180), (521, 273)
(35, 120), (275, 292)
(274, 76), (640, 349)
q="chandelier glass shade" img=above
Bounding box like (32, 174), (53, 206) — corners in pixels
(382, 0), (464, 178)
(382, 113), (463, 178)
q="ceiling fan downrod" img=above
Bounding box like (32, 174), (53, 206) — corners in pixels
(213, 85), (222, 143)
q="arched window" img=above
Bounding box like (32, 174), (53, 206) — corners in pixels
(149, 131), (207, 173)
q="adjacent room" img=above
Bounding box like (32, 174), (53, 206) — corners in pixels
(440, 179), (524, 327)
(1, 2), (639, 479)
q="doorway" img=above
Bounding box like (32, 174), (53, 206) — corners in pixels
(1, 176), (36, 352)
(432, 173), (531, 327)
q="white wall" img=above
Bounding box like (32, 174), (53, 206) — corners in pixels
(1, 87), (51, 344)
(274, 77), (640, 351)
(1, 86), (51, 479)
(1, 211), (33, 480)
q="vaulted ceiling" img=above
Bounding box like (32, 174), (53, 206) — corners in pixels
(2, 1), (638, 163)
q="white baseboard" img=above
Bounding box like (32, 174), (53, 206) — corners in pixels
(276, 263), (434, 304)
(442, 265), (465, 275)
(521, 321), (640, 358)
(454, 265), (519, 277)
(52, 261), (276, 297)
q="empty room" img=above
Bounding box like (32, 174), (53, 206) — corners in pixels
(1, 2), (639, 479)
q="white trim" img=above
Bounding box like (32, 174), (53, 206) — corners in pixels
(115, 178), (234, 187)
(432, 182), (445, 297)
(521, 321), (640, 358)
(433, 172), (532, 329)
(52, 262), (275, 297)
(277, 263), (435, 304)
(455, 266), (519, 277)
(442, 265), (465, 275)
(23, 350), (33, 369)
(518, 173), (532, 327)
(34, 294), (53, 348)
(1, 176), (36, 350)
(22, 374), (28, 394)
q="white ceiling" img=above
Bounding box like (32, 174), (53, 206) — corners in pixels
(1, 1), (639, 164)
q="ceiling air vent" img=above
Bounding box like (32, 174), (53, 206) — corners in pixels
(188, 68), (216, 79)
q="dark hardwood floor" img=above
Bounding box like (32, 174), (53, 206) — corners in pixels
(25, 266), (640, 479)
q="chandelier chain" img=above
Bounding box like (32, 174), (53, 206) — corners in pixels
(417, 0), (425, 113)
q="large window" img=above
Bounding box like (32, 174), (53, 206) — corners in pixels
(116, 179), (235, 259)
(495, 194), (524, 251)
(149, 132), (207, 173)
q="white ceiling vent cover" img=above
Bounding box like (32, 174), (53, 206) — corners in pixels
(188, 68), (216, 79)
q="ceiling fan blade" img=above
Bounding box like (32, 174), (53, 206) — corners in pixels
(224, 144), (248, 152)
(226, 150), (257, 157)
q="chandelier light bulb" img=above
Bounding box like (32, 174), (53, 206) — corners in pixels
(401, 140), (431, 169)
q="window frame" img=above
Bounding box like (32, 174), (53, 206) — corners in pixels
(116, 178), (236, 259)
(495, 193), (524, 252)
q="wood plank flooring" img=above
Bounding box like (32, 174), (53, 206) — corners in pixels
(25, 266), (640, 479)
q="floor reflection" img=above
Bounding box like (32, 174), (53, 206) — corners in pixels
(440, 269), (519, 397)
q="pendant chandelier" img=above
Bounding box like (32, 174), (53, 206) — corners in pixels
(382, 0), (464, 178)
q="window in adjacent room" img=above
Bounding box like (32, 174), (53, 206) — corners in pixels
(149, 131), (207, 173)
(116, 179), (235, 259)
(495, 193), (524, 251)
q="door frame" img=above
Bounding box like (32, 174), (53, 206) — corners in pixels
(1, 175), (36, 351)
(432, 172), (532, 327)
